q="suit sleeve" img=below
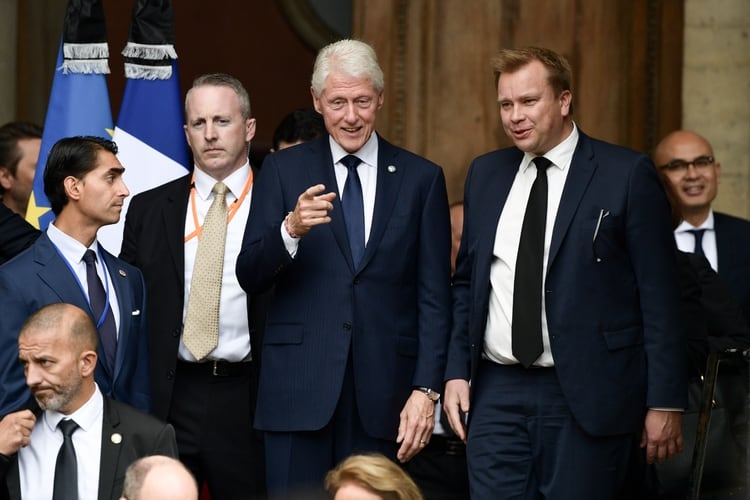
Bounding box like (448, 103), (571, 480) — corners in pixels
(445, 160), (478, 383)
(149, 422), (178, 457)
(0, 205), (39, 265)
(413, 166), (452, 391)
(119, 195), (142, 265)
(131, 269), (152, 413)
(236, 154), (294, 294)
(625, 156), (687, 408)
(0, 269), (33, 415)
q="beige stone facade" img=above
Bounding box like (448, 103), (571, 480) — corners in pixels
(683, 0), (750, 217)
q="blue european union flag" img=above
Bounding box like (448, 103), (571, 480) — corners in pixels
(26, 42), (113, 230)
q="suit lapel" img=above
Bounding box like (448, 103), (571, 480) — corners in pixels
(473, 152), (519, 321)
(101, 250), (131, 384)
(547, 133), (597, 269)
(358, 136), (403, 272)
(714, 213), (731, 272)
(98, 398), (121, 500)
(309, 139), (354, 269)
(34, 234), (91, 311)
(163, 176), (191, 289)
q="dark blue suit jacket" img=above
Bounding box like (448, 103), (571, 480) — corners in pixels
(714, 211), (750, 321)
(0, 204), (39, 265)
(445, 131), (686, 436)
(236, 134), (451, 440)
(0, 233), (151, 414)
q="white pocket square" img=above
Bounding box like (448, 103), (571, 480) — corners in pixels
(131, 310), (141, 316)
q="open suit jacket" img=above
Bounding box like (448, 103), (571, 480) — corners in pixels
(445, 131), (686, 436)
(236, 133), (452, 440)
(714, 211), (750, 321)
(0, 397), (177, 500)
(0, 234), (151, 414)
(120, 172), (270, 421)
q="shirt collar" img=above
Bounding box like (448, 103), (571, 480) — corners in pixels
(46, 221), (100, 264)
(676, 209), (715, 232)
(521, 122), (579, 173)
(193, 162), (251, 202)
(330, 132), (379, 168)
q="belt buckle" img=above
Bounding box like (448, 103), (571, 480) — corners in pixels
(212, 360), (228, 377)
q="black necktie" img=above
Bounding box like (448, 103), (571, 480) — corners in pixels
(341, 155), (365, 268)
(688, 229), (706, 257)
(83, 249), (117, 373)
(512, 156), (552, 368)
(52, 419), (79, 500)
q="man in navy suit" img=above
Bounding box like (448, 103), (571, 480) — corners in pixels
(654, 130), (750, 321)
(236, 39), (451, 497)
(0, 303), (175, 500)
(0, 136), (150, 415)
(443, 47), (686, 499)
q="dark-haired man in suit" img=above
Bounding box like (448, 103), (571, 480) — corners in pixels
(0, 136), (150, 416)
(443, 47), (686, 499)
(0, 303), (176, 500)
(654, 129), (750, 322)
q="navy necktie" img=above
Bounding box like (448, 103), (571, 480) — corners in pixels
(512, 156), (552, 368)
(688, 229), (706, 257)
(341, 155), (365, 268)
(52, 419), (79, 500)
(83, 249), (117, 373)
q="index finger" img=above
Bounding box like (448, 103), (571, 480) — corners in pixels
(301, 184), (327, 200)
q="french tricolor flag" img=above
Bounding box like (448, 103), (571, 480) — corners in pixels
(99, 0), (189, 253)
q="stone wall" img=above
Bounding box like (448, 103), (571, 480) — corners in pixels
(683, 0), (750, 217)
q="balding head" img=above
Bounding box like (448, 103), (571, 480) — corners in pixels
(652, 130), (720, 226)
(18, 303), (99, 414)
(120, 455), (198, 500)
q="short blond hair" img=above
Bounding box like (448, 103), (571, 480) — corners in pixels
(324, 453), (423, 500)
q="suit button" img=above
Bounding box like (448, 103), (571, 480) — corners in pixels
(343, 322), (352, 331)
(353, 278), (360, 284)
(172, 327), (180, 337)
(167, 369), (175, 380)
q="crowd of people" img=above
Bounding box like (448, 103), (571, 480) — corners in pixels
(0, 39), (748, 500)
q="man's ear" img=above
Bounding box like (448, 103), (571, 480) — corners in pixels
(0, 167), (13, 190)
(63, 176), (82, 201)
(79, 350), (98, 377)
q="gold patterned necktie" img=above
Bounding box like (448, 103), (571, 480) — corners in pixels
(183, 181), (228, 360)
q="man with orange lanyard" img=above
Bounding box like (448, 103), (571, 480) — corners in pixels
(120, 73), (267, 499)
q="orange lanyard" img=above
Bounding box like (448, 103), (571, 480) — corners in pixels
(184, 169), (253, 243)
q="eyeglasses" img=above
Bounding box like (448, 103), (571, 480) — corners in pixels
(659, 155), (715, 173)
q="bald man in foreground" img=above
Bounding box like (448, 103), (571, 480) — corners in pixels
(0, 303), (176, 500)
(120, 455), (198, 500)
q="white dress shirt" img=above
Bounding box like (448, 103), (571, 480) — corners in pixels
(180, 163), (253, 362)
(282, 133), (379, 256)
(674, 211), (718, 271)
(483, 125), (579, 367)
(19, 385), (104, 500)
(47, 223), (121, 336)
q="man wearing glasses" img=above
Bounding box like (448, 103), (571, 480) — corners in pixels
(654, 130), (750, 320)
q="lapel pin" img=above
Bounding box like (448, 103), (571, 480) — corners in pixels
(111, 433), (122, 444)
(387, 165), (396, 173)
(118, 269), (127, 277)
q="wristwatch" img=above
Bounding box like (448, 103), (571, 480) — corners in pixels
(417, 386), (440, 402)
